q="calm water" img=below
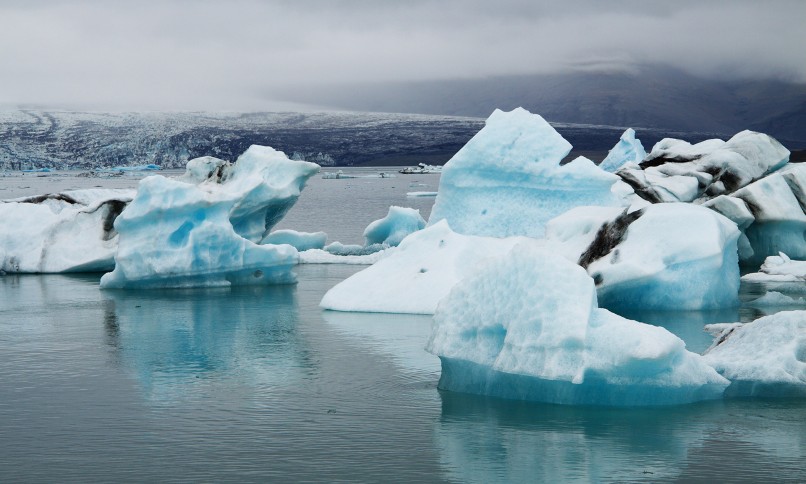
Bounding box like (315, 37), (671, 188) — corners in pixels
(1, 169), (806, 482)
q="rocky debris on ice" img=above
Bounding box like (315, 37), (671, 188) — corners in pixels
(545, 203), (741, 310)
(426, 243), (729, 406)
(0, 188), (134, 273)
(618, 131), (790, 203)
(703, 311), (806, 397)
(428, 108), (623, 238)
(598, 128), (647, 173)
(100, 146), (319, 288)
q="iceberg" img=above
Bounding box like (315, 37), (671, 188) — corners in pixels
(618, 130), (789, 203)
(320, 221), (530, 314)
(322, 241), (388, 257)
(0, 189), (134, 273)
(363, 206), (426, 247)
(261, 229), (327, 251)
(428, 108), (622, 238)
(599, 128), (647, 173)
(546, 203), (741, 310)
(703, 311), (806, 397)
(100, 146), (319, 289)
(742, 252), (806, 283)
(426, 243), (729, 406)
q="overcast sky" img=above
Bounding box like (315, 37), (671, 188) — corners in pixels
(1, 0), (804, 110)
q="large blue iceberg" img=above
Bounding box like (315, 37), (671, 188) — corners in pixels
(100, 146), (319, 289)
(428, 108), (623, 238)
(426, 243), (729, 406)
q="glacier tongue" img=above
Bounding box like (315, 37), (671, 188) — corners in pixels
(100, 145), (319, 289)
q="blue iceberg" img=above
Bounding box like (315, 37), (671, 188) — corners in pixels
(100, 146), (319, 289)
(426, 243), (729, 406)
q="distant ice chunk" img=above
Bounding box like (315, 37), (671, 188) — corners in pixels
(262, 229), (327, 251)
(0, 189), (134, 273)
(429, 108), (622, 238)
(599, 128), (647, 172)
(746, 291), (804, 307)
(547, 203), (741, 310)
(100, 146), (319, 288)
(742, 252), (806, 283)
(427, 243), (729, 406)
(363, 206), (426, 247)
(704, 311), (806, 397)
(323, 241), (388, 257)
(299, 247), (392, 265)
(320, 221), (530, 314)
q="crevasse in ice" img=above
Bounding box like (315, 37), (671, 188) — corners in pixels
(100, 146), (319, 289)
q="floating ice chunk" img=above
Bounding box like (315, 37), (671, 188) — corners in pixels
(746, 291), (804, 307)
(429, 108), (622, 238)
(703, 311), (806, 397)
(323, 241), (388, 256)
(741, 252), (806, 283)
(363, 206), (426, 247)
(0, 189), (134, 272)
(406, 191), (438, 198)
(548, 203), (740, 310)
(599, 128), (647, 172)
(100, 146), (318, 289)
(427, 243), (729, 406)
(620, 131), (789, 203)
(262, 229), (327, 251)
(321, 221), (531, 314)
(299, 247), (392, 265)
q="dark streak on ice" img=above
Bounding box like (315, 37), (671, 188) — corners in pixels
(578, 208), (644, 274)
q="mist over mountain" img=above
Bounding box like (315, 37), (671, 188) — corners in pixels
(279, 66), (806, 148)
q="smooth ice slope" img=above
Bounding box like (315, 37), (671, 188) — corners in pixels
(320, 221), (530, 314)
(100, 147), (318, 289)
(0, 189), (134, 273)
(426, 243), (729, 406)
(262, 229), (327, 251)
(704, 311), (806, 397)
(546, 203), (741, 310)
(363, 206), (426, 246)
(428, 108), (622, 238)
(599, 128), (647, 172)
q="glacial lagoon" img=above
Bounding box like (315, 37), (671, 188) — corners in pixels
(1, 169), (805, 482)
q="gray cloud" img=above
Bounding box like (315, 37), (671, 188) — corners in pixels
(0, 0), (804, 110)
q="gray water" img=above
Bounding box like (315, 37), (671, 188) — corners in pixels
(1, 169), (806, 482)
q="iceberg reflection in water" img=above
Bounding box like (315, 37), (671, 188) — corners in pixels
(101, 284), (311, 401)
(1, 270), (806, 481)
